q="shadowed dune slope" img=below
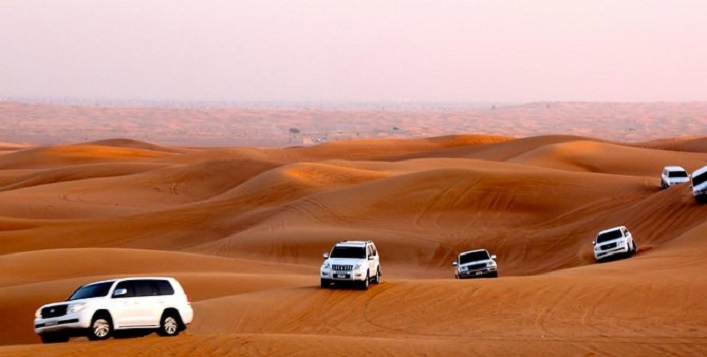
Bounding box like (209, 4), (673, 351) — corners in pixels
(0, 135), (706, 356)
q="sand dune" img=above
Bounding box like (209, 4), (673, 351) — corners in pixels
(0, 134), (706, 356)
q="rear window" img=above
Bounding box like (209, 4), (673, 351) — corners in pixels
(668, 171), (688, 178)
(596, 229), (623, 243)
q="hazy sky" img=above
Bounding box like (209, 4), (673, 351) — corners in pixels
(1, 0), (706, 103)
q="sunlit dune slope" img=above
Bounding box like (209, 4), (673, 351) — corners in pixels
(0, 134), (706, 356)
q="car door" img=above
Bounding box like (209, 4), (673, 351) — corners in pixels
(110, 280), (141, 328)
(132, 280), (163, 327)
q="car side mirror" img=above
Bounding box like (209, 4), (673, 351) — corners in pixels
(113, 288), (127, 297)
(591, 241), (596, 245)
(452, 262), (458, 266)
(323, 253), (329, 259)
(491, 255), (497, 260)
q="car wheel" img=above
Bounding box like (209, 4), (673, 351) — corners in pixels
(40, 332), (70, 344)
(320, 278), (330, 288)
(489, 271), (499, 278)
(158, 312), (181, 337)
(87, 313), (113, 341)
(373, 267), (381, 284)
(360, 273), (369, 290)
(660, 180), (666, 189)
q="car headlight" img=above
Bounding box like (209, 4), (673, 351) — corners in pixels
(322, 262), (330, 269)
(353, 264), (362, 270)
(35, 308), (42, 319)
(68, 303), (86, 314)
(460, 266), (468, 271)
(487, 262), (496, 267)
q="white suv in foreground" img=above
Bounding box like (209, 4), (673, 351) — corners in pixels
(592, 226), (637, 262)
(453, 249), (498, 279)
(660, 166), (689, 188)
(320, 240), (381, 289)
(34, 277), (193, 343)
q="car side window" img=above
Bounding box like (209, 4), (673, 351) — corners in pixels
(155, 280), (175, 296)
(134, 280), (158, 297)
(113, 281), (136, 298)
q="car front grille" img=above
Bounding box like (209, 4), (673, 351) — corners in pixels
(41, 305), (68, 318)
(332, 264), (353, 271)
(602, 242), (617, 249)
(465, 263), (486, 271)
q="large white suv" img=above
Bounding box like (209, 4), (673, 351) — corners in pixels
(453, 249), (498, 279)
(592, 226), (637, 262)
(660, 165), (690, 188)
(34, 277), (193, 343)
(320, 240), (381, 289)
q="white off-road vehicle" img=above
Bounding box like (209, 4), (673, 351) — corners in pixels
(691, 165), (707, 204)
(592, 226), (637, 262)
(452, 249), (498, 279)
(320, 240), (381, 289)
(34, 277), (193, 343)
(660, 165), (689, 188)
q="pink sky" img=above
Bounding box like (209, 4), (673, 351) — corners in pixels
(1, 0), (706, 102)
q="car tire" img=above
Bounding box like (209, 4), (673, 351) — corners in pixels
(489, 271), (499, 278)
(40, 332), (70, 344)
(372, 267), (381, 284)
(158, 312), (182, 337)
(360, 273), (369, 290)
(320, 278), (330, 288)
(87, 313), (113, 341)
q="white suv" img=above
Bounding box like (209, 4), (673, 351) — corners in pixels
(320, 240), (381, 289)
(34, 277), (193, 343)
(660, 166), (690, 188)
(453, 249), (498, 279)
(592, 226), (637, 262)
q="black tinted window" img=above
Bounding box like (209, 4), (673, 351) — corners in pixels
(134, 280), (158, 297)
(459, 250), (490, 264)
(668, 171), (688, 178)
(693, 172), (707, 186)
(155, 280), (175, 295)
(596, 229), (623, 243)
(330, 246), (366, 259)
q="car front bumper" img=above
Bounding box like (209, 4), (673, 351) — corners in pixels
(34, 312), (91, 335)
(320, 269), (366, 282)
(595, 244), (630, 260)
(458, 266), (497, 278)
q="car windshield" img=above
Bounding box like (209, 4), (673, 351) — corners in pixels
(596, 229), (623, 243)
(459, 250), (490, 264)
(330, 246), (366, 259)
(67, 281), (114, 301)
(668, 171), (688, 178)
(693, 172), (707, 186)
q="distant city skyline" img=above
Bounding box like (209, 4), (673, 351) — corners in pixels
(2, 0), (707, 103)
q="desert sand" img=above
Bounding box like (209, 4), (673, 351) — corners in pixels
(0, 106), (707, 356)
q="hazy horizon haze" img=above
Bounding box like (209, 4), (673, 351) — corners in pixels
(2, 0), (706, 103)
